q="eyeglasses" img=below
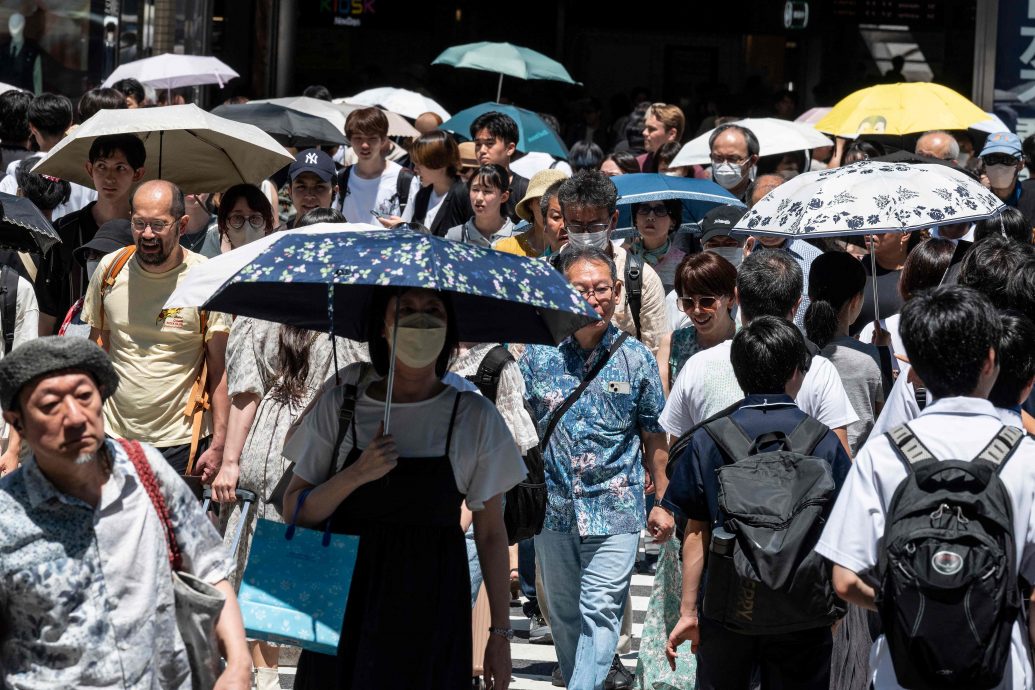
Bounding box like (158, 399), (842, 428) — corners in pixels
(566, 222), (611, 234)
(131, 217), (180, 232)
(227, 213), (266, 230)
(676, 295), (721, 312)
(982, 154), (1020, 167)
(709, 155), (750, 166)
(635, 204), (670, 217)
(575, 284), (615, 301)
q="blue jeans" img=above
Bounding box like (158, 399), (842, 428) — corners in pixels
(535, 529), (638, 690)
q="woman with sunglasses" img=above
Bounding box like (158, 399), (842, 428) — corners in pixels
(217, 183), (277, 253)
(656, 251), (737, 396)
(624, 198), (689, 292)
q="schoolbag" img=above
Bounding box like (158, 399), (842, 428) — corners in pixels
(876, 423), (1023, 689)
(0, 264), (17, 355)
(700, 415), (846, 634)
(624, 252), (643, 340)
(467, 345), (546, 545)
(337, 165), (415, 217)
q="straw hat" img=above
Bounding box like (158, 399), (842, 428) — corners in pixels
(458, 141), (479, 169)
(515, 169), (570, 222)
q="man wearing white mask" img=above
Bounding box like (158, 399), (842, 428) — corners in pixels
(707, 124), (759, 202)
(557, 170), (670, 355)
(979, 131), (1035, 233)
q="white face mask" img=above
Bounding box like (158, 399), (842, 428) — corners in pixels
(706, 246), (744, 268)
(711, 162), (749, 190)
(985, 163), (1017, 189)
(86, 259), (100, 281)
(567, 229), (610, 251)
(222, 225), (267, 252)
(390, 312), (447, 368)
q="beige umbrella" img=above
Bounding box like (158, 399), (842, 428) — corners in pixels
(32, 104), (293, 194)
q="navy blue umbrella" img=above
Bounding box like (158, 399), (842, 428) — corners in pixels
(612, 173), (745, 238)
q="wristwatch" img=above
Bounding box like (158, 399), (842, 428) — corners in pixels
(488, 626), (515, 640)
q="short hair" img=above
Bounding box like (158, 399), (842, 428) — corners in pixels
(538, 179), (564, 220)
(77, 88), (125, 122)
(345, 107), (388, 139)
(975, 208), (1032, 245)
(605, 151), (641, 175)
(111, 78), (145, 104)
(0, 90), (31, 143)
(297, 207), (345, 225)
(656, 141), (683, 168)
(217, 183), (275, 232)
(989, 311), (1035, 409)
(409, 130), (460, 177)
(367, 288), (459, 378)
(731, 316), (810, 394)
(674, 251), (737, 300)
(131, 180), (185, 219)
(842, 140), (885, 164)
(557, 169), (618, 216)
(898, 238), (956, 301)
(88, 133), (146, 170)
(804, 251), (866, 348)
(469, 111), (519, 146)
(302, 84), (332, 101)
(915, 130), (960, 160)
(900, 285), (1001, 399)
(28, 93), (73, 139)
(737, 249), (803, 322)
(708, 123), (760, 158)
(746, 174), (785, 207)
(648, 103), (686, 140)
(569, 141), (604, 173)
(556, 245), (618, 283)
(15, 155), (70, 211)
(469, 164), (510, 217)
(631, 199), (683, 231)
(958, 235), (1035, 310)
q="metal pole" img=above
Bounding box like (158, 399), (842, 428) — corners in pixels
(496, 73), (503, 103)
(383, 296), (401, 433)
(869, 243), (881, 325)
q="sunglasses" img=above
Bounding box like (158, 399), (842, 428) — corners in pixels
(635, 204), (670, 217)
(982, 154), (1020, 167)
(677, 295), (720, 312)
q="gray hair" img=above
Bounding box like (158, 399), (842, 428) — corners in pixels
(916, 130), (960, 160)
(557, 246), (618, 283)
(539, 179), (565, 220)
(709, 123), (760, 158)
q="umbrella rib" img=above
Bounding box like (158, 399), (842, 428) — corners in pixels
(184, 129), (248, 183)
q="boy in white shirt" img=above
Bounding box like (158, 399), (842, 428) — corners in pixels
(337, 106), (417, 226)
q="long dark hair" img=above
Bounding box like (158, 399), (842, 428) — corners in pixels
(804, 251), (866, 348)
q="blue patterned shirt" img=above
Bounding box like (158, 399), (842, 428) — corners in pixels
(521, 324), (666, 536)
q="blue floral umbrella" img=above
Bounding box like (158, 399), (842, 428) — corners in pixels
(613, 173), (745, 237)
(202, 228), (599, 345)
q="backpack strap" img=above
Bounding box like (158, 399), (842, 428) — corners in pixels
(396, 168), (414, 215)
(330, 362), (373, 480)
(95, 246), (137, 345)
(703, 416), (756, 465)
(666, 398), (746, 478)
(974, 425), (1025, 474)
(336, 165), (352, 213)
(0, 264), (16, 355)
(786, 416), (832, 456)
(886, 423), (938, 472)
(466, 345), (514, 404)
(182, 310), (210, 476)
(624, 252), (643, 340)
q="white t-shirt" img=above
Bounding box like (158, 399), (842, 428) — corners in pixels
(857, 313), (905, 362)
(424, 189), (447, 229)
(338, 160), (419, 225)
(1, 153), (96, 219)
(283, 364), (526, 510)
(659, 338), (859, 437)
(816, 396), (1035, 690)
(870, 371), (924, 437)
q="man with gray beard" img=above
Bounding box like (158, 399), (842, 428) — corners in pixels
(82, 179), (231, 479)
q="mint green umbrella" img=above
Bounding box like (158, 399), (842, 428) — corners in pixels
(432, 41), (579, 101)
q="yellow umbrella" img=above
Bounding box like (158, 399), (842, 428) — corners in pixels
(815, 82), (988, 137)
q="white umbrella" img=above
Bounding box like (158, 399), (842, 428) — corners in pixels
(33, 104), (293, 194)
(971, 112), (1011, 134)
(164, 222), (380, 309)
(102, 54), (238, 92)
(331, 100), (421, 138)
(671, 117), (834, 167)
(346, 87), (450, 120)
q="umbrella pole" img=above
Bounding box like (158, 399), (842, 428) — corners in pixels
(869, 246), (881, 324)
(383, 296), (401, 433)
(158, 130), (163, 180)
(496, 74), (503, 103)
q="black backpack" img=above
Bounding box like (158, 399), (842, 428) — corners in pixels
(467, 346), (546, 545)
(876, 423), (1024, 689)
(624, 252), (643, 340)
(0, 264), (17, 354)
(701, 415), (846, 634)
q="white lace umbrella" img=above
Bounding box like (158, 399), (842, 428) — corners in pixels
(102, 54), (238, 91)
(345, 87), (450, 120)
(671, 117), (833, 167)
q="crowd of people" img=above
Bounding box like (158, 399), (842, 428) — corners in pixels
(0, 76), (1034, 690)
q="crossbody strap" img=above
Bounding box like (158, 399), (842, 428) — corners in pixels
(119, 438), (183, 571)
(329, 363), (373, 481)
(540, 332), (629, 451)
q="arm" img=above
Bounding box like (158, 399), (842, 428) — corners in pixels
(89, 326), (110, 351)
(658, 333), (673, 398)
(211, 392), (260, 503)
(0, 424), (19, 475)
(832, 564), (877, 611)
(643, 430), (674, 543)
(665, 518), (709, 668)
(833, 427), (852, 458)
(195, 332), (230, 483)
(472, 494), (512, 690)
(211, 579), (252, 689)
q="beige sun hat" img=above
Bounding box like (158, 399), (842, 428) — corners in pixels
(515, 168), (570, 222)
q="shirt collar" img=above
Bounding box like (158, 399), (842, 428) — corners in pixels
(741, 393), (796, 408)
(919, 395), (1001, 420)
(22, 438), (128, 510)
(561, 322), (622, 372)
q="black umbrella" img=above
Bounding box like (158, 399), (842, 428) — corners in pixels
(210, 103), (348, 148)
(0, 192), (61, 254)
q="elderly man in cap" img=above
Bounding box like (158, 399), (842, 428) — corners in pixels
(0, 336), (251, 688)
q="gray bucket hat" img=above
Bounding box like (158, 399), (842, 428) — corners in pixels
(0, 336), (119, 411)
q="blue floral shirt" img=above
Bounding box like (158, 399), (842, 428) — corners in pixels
(521, 324), (666, 536)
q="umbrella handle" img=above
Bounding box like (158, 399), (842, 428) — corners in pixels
(869, 248), (881, 324)
(496, 74), (503, 103)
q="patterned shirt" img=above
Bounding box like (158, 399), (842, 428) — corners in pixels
(520, 323), (666, 536)
(0, 440), (229, 689)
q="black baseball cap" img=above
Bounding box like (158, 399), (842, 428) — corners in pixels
(289, 148), (336, 182)
(74, 219), (134, 266)
(699, 205), (748, 244)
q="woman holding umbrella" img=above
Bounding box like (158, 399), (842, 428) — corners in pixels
(623, 198), (690, 292)
(282, 286), (525, 690)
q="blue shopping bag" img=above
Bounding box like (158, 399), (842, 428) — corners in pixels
(238, 514), (359, 655)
